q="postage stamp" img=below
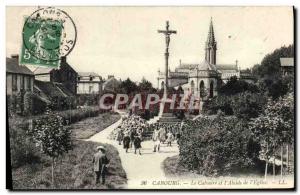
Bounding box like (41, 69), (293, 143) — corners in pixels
(20, 7), (77, 67)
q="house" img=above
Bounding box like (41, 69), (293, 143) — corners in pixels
(50, 56), (78, 95)
(26, 56), (79, 95)
(77, 72), (103, 94)
(32, 67), (55, 82)
(280, 57), (294, 76)
(6, 55), (34, 96)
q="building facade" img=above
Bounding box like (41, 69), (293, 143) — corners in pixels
(77, 72), (103, 94)
(50, 56), (78, 95)
(280, 57), (294, 76)
(157, 18), (253, 100)
(6, 55), (34, 96)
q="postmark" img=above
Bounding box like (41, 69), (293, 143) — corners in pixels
(20, 7), (77, 67)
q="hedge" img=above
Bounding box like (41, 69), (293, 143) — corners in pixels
(178, 116), (260, 176)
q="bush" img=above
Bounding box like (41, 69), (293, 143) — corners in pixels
(218, 76), (260, 96)
(203, 92), (267, 119)
(9, 117), (40, 168)
(23, 91), (33, 116)
(32, 94), (48, 115)
(178, 116), (260, 176)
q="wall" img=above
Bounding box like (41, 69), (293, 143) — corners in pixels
(77, 82), (101, 94)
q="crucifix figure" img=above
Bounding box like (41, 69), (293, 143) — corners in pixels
(158, 21), (177, 100)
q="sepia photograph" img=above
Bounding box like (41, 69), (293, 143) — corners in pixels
(5, 6), (295, 190)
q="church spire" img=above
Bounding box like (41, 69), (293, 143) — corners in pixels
(205, 17), (217, 65)
(207, 17), (215, 44)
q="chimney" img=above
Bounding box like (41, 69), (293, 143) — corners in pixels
(11, 54), (19, 65)
(61, 56), (67, 64)
(11, 54), (19, 60)
(108, 75), (114, 79)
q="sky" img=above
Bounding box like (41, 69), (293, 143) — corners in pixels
(6, 6), (294, 86)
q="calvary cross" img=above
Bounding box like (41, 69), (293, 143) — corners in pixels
(158, 21), (177, 98)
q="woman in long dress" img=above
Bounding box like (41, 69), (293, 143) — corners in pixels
(133, 132), (142, 155)
(123, 131), (131, 153)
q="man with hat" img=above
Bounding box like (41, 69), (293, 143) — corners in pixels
(93, 146), (109, 185)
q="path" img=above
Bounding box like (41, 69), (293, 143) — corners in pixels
(87, 112), (179, 189)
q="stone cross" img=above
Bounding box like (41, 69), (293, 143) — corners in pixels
(158, 21), (177, 99)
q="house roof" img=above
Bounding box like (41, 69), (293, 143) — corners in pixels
(33, 67), (55, 75)
(78, 72), (101, 77)
(34, 80), (74, 98)
(280, 58), (294, 67)
(6, 57), (34, 75)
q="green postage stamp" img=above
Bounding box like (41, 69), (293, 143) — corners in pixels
(20, 7), (77, 67)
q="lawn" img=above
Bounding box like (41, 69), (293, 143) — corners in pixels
(162, 155), (293, 179)
(71, 112), (121, 139)
(12, 141), (127, 189)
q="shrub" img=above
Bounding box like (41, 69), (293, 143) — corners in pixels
(218, 76), (260, 96)
(23, 91), (33, 116)
(203, 92), (267, 119)
(32, 94), (48, 115)
(9, 117), (40, 168)
(178, 116), (260, 176)
(231, 92), (268, 119)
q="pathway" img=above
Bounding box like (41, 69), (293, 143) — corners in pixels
(87, 112), (179, 189)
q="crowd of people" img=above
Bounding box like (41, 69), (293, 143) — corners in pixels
(111, 114), (183, 155)
(111, 115), (148, 155)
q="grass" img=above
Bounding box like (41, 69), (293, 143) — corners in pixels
(162, 155), (293, 179)
(70, 112), (120, 139)
(162, 155), (198, 178)
(12, 141), (127, 189)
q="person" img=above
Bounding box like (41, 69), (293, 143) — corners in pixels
(152, 128), (160, 152)
(116, 128), (123, 145)
(130, 129), (136, 148)
(158, 127), (166, 144)
(166, 131), (174, 147)
(133, 132), (142, 155)
(123, 131), (131, 153)
(93, 146), (109, 185)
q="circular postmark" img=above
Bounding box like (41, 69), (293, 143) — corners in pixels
(22, 7), (77, 62)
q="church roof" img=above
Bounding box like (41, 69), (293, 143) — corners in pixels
(216, 64), (238, 70)
(198, 60), (217, 71)
(177, 63), (198, 70)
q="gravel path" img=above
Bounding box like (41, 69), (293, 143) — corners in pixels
(87, 112), (179, 189)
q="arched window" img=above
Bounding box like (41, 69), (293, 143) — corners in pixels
(199, 80), (205, 98)
(191, 80), (195, 93)
(209, 81), (214, 98)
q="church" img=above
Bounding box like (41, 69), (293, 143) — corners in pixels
(157, 18), (254, 101)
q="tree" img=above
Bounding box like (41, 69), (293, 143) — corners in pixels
(138, 77), (155, 92)
(28, 108), (73, 186)
(118, 78), (139, 94)
(249, 92), (294, 179)
(252, 44), (294, 80)
(218, 76), (260, 96)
